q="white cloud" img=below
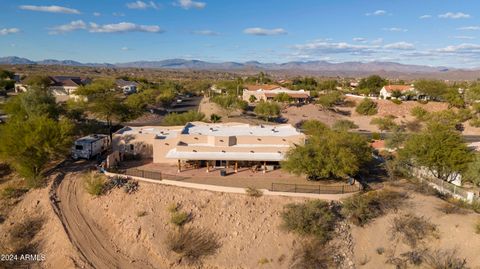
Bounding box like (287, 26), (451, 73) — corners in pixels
(419, 15), (432, 19)
(353, 37), (367, 42)
(384, 42), (415, 50)
(438, 12), (471, 19)
(89, 22), (163, 33)
(243, 27), (287, 36)
(292, 41), (376, 55)
(458, 26), (480, 31)
(452, 36), (475, 40)
(366, 10), (387, 16)
(113, 12), (125, 17)
(126, 1), (159, 10)
(0, 28), (20, 35)
(49, 21), (163, 34)
(49, 20), (86, 34)
(371, 38), (384, 44)
(383, 27), (408, 32)
(93, 12), (101, 17)
(19, 5), (80, 14)
(174, 0), (206, 9)
(437, 43), (480, 53)
(121, 47), (130, 51)
(192, 30), (219, 36)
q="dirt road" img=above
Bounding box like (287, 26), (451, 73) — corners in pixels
(51, 163), (154, 269)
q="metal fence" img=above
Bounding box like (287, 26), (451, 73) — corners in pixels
(270, 182), (361, 194)
(125, 168), (162, 181)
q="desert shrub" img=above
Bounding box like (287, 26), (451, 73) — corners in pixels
(405, 120), (422, 132)
(8, 217), (44, 254)
(404, 179), (445, 198)
(437, 204), (468, 215)
(170, 211), (190, 227)
(165, 227), (220, 264)
(289, 240), (336, 269)
(1, 186), (28, 199)
(258, 257), (270, 265)
(245, 186), (263, 197)
(341, 190), (408, 226)
(457, 108), (472, 122)
(411, 106), (429, 121)
(168, 202), (180, 213)
(376, 247), (385, 255)
(136, 211), (148, 217)
(390, 214), (439, 247)
(124, 180), (139, 194)
(371, 132), (381, 140)
(281, 200), (338, 243)
(83, 172), (106, 196)
(475, 219), (480, 234)
(355, 98), (378, 115)
(425, 249), (467, 269)
(210, 113), (222, 123)
(391, 99), (402, 105)
(163, 110), (205, 126)
(332, 119), (358, 131)
(446, 198), (480, 214)
(470, 117), (480, 128)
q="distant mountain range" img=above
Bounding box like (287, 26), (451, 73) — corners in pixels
(0, 56), (459, 74)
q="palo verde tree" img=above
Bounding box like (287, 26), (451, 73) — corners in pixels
(282, 120), (372, 180)
(254, 101), (281, 122)
(358, 75), (387, 95)
(317, 91), (344, 110)
(399, 122), (473, 182)
(414, 80), (448, 100)
(0, 88), (73, 187)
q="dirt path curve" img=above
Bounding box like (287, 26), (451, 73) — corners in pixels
(50, 162), (154, 269)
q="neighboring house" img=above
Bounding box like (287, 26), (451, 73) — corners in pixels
(242, 84), (311, 103)
(116, 79), (138, 95)
(14, 76), (91, 98)
(379, 85), (417, 100)
(112, 122), (306, 172)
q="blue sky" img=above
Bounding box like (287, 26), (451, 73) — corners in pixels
(2, 0), (480, 67)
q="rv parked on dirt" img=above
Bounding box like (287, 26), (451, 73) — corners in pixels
(71, 134), (110, 160)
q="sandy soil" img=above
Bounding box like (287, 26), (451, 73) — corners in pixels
(352, 188), (480, 268)
(2, 164), (480, 269)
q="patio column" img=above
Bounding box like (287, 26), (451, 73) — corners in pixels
(226, 161), (229, 171)
(206, 161), (210, 173)
(177, 159), (181, 173)
(234, 161), (238, 173)
(263, 161), (267, 174)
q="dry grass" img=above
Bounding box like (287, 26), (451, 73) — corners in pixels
(245, 187), (263, 197)
(390, 213), (439, 248)
(83, 172), (106, 196)
(425, 249), (468, 269)
(475, 219), (480, 235)
(165, 227), (221, 264)
(437, 204), (468, 215)
(289, 239), (336, 269)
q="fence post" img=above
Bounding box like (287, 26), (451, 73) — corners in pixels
(318, 185), (321, 194)
(141, 169), (144, 178)
(342, 185), (344, 194)
(294, 184), (297, 193)
(271, 183), (274, 191)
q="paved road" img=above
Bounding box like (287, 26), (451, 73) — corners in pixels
(50, 162), (154, 269)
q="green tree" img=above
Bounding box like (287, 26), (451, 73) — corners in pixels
(3, 87), (59, 120)
(210, 114), (222, 123)
(464, 153), (480, 187)
(358, 75), (387, 95)
(443, 88), (465, 108)
(249, 95), (257, 103)
(399, 123), (472, 182)
(254, 101), (281, 122)
(317, 91), (343, 110)
(370, 115), (397, 132)
(414, 80), (448, 100)
(301, 120), (329, 136)
(410, 106), (429, 121)
(0, 116), (73, 187)
(391, 90), (403, 99)
(355, 98), (378, 115)
(282, 127), (372, 180)
(274, 92), (293, 103)
(465, 84), (480, 104)
(332, 119), (358, 131)
(385, 126), (407, 150)
(24, 75), (52, 89)
(317, 80), (338, 91)
(163, 110), (205, 126)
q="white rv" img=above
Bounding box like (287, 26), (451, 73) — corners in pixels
(71, 134), (110, 160)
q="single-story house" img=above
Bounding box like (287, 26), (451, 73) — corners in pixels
(112, 122), (306, 173)
(379, 85), (417, 100)
(116, 79), (138, 95)
(15, 76), (91, 98)
(242, 84), (311, 103)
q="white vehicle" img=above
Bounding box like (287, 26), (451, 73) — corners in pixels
(71, 134), (110, 160)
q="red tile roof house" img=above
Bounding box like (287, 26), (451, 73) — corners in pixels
(379, 85), (417, 100)
(242, 84), (311, 103)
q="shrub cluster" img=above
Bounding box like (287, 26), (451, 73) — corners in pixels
(281, 200), (338, 243)
(390, 213), (439, 247)
(165, 227), (220, 264)
(355, 98), (378, 115)
(341, 190), (408, 226)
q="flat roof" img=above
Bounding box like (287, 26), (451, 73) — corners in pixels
(181, 122), (302, 137)
(115, 126), (181, 140)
